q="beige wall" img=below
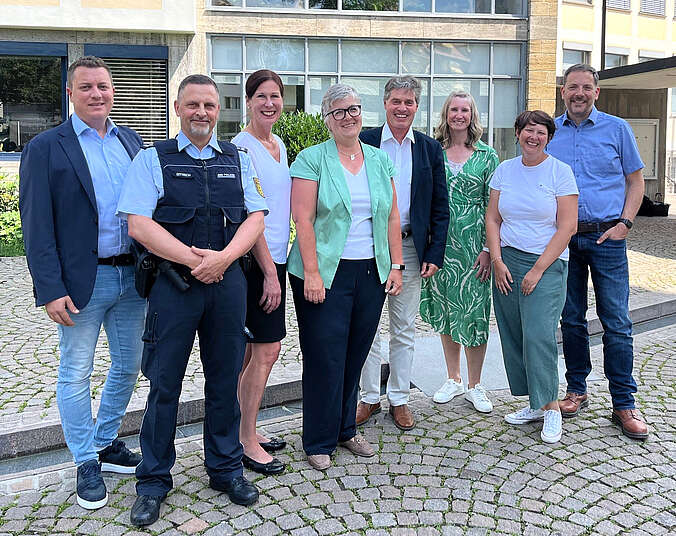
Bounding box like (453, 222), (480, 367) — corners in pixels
(197, 10), (528, 42)
(557, 0), (676, 71)
(528, 0), (558, 114)
(0, 0), (194, 33)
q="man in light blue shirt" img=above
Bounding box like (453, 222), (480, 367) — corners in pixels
(117, 74), (267, 527)
(19, 56), (145, 511)
(547, 64), (647, 440)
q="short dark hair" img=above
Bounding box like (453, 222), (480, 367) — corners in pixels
(563, 63), (599, 87)
(245, 69), (284, 99)
(67, 56), (113, 89)
(177, 74), (219, 101)
(514, 110), (556, 141)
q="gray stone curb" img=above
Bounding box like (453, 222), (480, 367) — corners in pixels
(1, 296), (674, 461)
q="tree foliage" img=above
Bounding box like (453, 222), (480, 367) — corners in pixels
(0, 57), (62, 106)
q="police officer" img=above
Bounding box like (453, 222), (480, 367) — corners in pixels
(117, 74), (268, 527)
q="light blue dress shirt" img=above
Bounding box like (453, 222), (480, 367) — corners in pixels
(547, 106), (644, 222)
(117, 130), (268, 220)
(72, 112), (132, 257)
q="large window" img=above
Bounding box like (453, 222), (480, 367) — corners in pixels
(640, 0), (665, 15)
(604, 53), (627, 68)
(562, 48), (590, 74)
(208, 0), (524, 14)
(0, 46), (66, 154)
(211, 37), (524, 159)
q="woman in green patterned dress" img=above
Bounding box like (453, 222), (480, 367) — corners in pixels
(420, 91), (499, 413)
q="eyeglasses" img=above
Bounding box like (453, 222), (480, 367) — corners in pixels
(324, 104), (362, 121)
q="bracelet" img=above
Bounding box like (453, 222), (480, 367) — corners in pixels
(490, 257), (502, 265)
(482, 247), (490, 253)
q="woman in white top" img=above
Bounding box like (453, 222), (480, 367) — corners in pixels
(485, 110), (578, 444)
(232, 70), (291, 476)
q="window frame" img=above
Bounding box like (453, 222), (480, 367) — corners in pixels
(0, 42), (68, 159)
(208, 35), (525, 153)
(205, 0), (527, 16)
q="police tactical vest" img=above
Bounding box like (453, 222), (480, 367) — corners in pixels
(153, 139), (246, 252)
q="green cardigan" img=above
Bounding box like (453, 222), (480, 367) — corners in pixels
(288, 138), (396, 289)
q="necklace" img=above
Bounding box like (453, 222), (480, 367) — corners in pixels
(337, 147), (361, 161)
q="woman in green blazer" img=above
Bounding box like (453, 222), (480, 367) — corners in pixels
(288, 83), (404, 471)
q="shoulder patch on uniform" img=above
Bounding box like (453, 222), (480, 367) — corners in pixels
(236, 145), (248, 153)
(253, 176), (265, 198)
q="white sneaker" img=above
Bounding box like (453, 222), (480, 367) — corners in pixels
(433, 378), (464, 404)
(504, 406), (545, 425)
(541, 410), (563, 443)
(464, 384), (493, 413)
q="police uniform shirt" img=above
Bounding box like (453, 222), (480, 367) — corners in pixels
(117, 130), (269, 219)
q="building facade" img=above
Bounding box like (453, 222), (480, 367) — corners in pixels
(1, 0), (557, 170)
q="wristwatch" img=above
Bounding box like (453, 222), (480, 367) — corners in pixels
(618, 218), (633, 229)
(391, 263), (405, 271)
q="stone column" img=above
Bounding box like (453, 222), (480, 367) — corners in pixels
(527, 0), (558, 115)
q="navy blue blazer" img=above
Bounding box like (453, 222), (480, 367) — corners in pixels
(19, 117), (143, 309)
(360, 127), (449, 268)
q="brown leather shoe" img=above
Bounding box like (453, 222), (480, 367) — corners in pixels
(389, 404), (415, 431)
(307, 454), (331, 471)
(559, 392), (589, 418)
(339, 433), (375, 457)
(356, 401), (381, 426)
(611, 409), (649, 440)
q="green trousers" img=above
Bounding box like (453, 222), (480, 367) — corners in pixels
(493, 246), (568, 410)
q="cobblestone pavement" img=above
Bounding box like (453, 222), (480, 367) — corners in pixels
(1, 321), (674, 535)
(1, 216), (675, 437)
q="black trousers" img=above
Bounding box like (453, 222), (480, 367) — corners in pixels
(290, 259), (386, 455)
(135, 267), (246, 496)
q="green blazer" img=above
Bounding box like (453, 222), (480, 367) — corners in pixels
(288, 138), (396, 289)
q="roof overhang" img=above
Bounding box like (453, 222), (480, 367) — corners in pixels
(598, 56), (676, 90)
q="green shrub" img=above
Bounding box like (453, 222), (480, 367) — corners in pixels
(272, 111), (330, 164)
(0, 176), (24, 256)
(0, 178), (19, 212)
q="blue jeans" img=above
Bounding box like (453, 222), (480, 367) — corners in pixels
(57, 265), (145, 466)
(561, 232), (637, 409)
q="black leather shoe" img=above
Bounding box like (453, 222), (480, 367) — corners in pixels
(242, 454), (285, 475)
(130, 494), (165, 527)
(209, 475), (259, 506)
(259, 437), (286, 452)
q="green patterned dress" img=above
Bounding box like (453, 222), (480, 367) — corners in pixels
(420, 140), (499, 346)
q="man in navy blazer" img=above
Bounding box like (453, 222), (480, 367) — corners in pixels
(19, 56), (145, 510)
(357, 76), (449, 431)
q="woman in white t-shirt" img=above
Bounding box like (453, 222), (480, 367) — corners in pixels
(485, 110), (578, 444)
(232, 70), (291, 476)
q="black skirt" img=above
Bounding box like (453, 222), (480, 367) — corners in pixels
(245, 260), (287, 343)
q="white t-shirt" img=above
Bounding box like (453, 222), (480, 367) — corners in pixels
(232, 131), (291, 263)
(341, 164), (375, 260)
(490, 155), (578, 260)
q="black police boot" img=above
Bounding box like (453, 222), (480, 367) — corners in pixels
(209, 474), (259, 505)
(130, 494), (166, 527)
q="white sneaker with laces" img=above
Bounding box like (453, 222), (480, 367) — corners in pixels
(541, 410), (563, 443)
(433, 378), (464, 404)
(504, 406), (545, 425)
(464, 384), (493, 413)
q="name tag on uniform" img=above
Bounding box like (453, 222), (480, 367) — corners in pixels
(173, 172), (193, 179)
(217, 172), (236, 179)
